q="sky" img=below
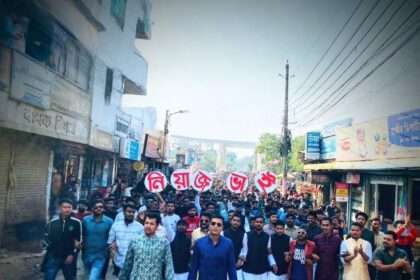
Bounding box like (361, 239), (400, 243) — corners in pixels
(123, 0), (420, 142)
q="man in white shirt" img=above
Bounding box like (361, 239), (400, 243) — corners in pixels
(108, 204), (143, 276)
(161, 201), (180, 242)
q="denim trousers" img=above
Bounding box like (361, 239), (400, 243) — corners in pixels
(83, 257), (107, 280)
(43, 255), (76, 280)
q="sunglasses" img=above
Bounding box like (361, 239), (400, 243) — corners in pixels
(211, 222), (223, 227)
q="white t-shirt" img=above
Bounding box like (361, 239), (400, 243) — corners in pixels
(161, 213), (180, 238)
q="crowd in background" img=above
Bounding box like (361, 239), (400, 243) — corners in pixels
(42, 174), (419, 280)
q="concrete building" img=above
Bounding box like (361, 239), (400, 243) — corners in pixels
(303, 110), (420, 228)
(0, 0), (152, 249)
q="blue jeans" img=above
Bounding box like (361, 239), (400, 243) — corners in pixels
(43, 255), (76, 280)
(83, 257), (107, 280)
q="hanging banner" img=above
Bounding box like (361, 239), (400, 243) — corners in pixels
(226, 172), (249, 194)
(145, 171), (167, 193)
(192, 170), (213, 192)
(170, 169), (190, 191)
(255, 171), (277, 194)
(335, 182), (349, 202)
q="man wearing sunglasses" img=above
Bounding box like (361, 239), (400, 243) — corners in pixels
(188, 214), (237, 280)
(191, 212), (211, 247)
(286, 228), (318, 280)
(81, 200), (113, 280)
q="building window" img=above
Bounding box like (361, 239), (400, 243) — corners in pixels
(116, 119), (129, 135)
(105, 68), (113, 105)
(110, 0), (127, 29)
(0, 3), (93, 91)
(136, 0), (151, 39)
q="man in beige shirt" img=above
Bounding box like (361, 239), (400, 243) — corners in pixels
(191, 212), (211, 247)
(340, 222), (372, 280)
(371, 217), (385, 250)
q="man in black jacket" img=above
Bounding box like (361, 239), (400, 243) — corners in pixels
(269, 221), (290, 280)
(224, 212), (246, 280)
(42, 198), (82, 280)
(242, 215), (276, 280)
(171, 220), (191, 280)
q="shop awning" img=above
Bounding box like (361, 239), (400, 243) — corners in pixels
(304, 158), (420, 171)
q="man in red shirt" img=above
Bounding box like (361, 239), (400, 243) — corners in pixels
(394, 216), (417, 263)
(183, 205), (200, 237)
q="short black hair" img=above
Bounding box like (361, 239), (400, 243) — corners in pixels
(274, 221), (285, 227)
(384, 230), (397, 240)
(268, 211), (277, 218)
(123, 203), (137, 211)
(145, 211), (161, 225)
(91, 199), (104, 208)
(351, 222), (363, 229)
(206, 201), (216, 207)
(210, 214), (224, 223)
(394, 220), (404, 227)
(254, 215), (264, 221)
(286, 213), (295, 219)
(59, 198), (74, 206)
(187, 204), (197, 211)
(320, 217), (332, 224)
(308, 211), (317, 218)
(231, 212), (242, 221)
(200, 212), (212, 219)
(355, 212), (369, 221)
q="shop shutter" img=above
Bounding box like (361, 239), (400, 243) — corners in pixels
(0, 134), (11, 245)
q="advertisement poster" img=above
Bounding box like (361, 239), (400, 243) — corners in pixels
(335, 182), (349, 202)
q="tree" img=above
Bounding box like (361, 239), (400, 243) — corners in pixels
(288, 136), (304, 172)
(200, 149), (217, 172)
(256, 133), (282, 174)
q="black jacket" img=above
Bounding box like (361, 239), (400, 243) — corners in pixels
(44, 216), (82, 259)
(170, 233), (191, 273)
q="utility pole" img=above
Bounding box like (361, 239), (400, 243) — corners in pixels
(161, 110), (169, 162)
(282, 61), (289, 191)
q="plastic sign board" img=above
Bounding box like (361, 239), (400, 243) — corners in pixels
(305, 132), (321, 160)
(255, 171), (277, 194)
(145, 171), (167, 193)
(170, 169), (190, 191)
(335, 182), (349, 202)
(226, 172), (249, 194)
(191, 170), (213, 192)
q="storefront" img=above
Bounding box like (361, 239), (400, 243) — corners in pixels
(49, 140), (86, 217)
(118, 137), (143, 187)
(81, 148), (115, 198)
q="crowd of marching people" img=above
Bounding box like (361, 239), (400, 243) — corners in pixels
(41, 175), (419, 280)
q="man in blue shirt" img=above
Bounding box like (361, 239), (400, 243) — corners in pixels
(188, 214), (237, 280)
(82, 200), (113, 280)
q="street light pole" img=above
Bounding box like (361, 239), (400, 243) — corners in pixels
(161, 110), (188, 162)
